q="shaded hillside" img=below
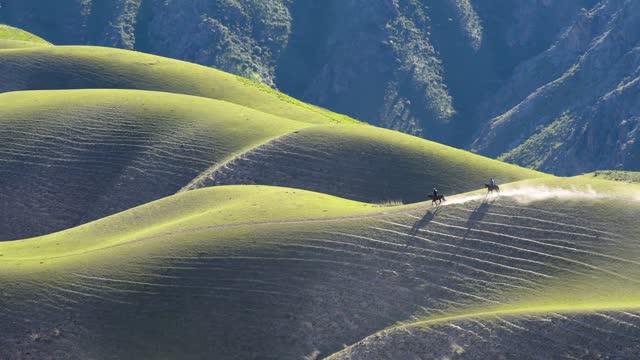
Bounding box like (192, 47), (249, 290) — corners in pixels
(1, 179), (639, 359)
(330, 312), (640, 359)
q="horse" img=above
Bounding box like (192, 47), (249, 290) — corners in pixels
(485, 183), (500, 193)
(427, 194), (446, 205)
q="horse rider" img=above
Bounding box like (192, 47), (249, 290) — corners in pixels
(432, 187), (438, 199)
(489, 178), (496, 188)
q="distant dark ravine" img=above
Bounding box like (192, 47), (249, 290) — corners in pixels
(4, 0), (640, 174)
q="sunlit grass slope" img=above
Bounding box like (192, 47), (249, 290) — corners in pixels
(1, 178), (639, 359)
(0, 45), (357, 124)
(0, 24), (50, 48)
(0, 39), (52, 49)
(0, 89), (309, 239)
(188, 124), (547, 203)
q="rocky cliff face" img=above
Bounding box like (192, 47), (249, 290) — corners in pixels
(472, 0), (640, 174)
(137, 0), (292, 87)
(3, 0), (637, 174)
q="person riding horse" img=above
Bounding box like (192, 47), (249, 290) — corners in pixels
(486, 178), (500, 193)
(428, 187), (446, 205)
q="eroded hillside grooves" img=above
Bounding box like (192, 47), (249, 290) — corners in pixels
(1, 180), (639, 359)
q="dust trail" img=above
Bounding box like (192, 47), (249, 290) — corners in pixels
(445, 185), (638, 206)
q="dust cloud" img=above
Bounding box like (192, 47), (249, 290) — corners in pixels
(445, 185), (638, 206)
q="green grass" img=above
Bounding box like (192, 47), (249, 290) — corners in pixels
(579, 170), (640, 184)
(0, 186), (379, 266)
(0, 24), (51, 45)
(187, 123), (548, 203)
(0, 45), (358, 125)
(310, 125), (547, 188)
(0, 39), (52, 49)
(0, 89), (311, 239)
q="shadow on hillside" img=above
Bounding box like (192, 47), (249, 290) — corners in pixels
(408, 194), (496, 246)
(462, 196), (495, 239)
(409, 206), (441, 236)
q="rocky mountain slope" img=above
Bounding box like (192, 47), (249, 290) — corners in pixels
(472, 0), (640, 175)
(4, 0), (639, 175)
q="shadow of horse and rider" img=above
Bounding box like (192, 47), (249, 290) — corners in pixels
(410, 181), (500, 237)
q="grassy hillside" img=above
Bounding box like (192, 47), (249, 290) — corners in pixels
(330, 176), (640, 358)
(0, 24), (50, 45)
(580, 170), (640, 184)
(1, 178), (638, 359)
(0, 186), (378, 264)
(0, 88), (543, 240)
(0, 45), (357, 125)
(0, 39), (51, 49)
(0, 89), (309, 240)
(188, 124), (546, 203)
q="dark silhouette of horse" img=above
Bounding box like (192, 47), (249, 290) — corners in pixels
(485, 184), (500, 193)
(427, 194), (446, 205)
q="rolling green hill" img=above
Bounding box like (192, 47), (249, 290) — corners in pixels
(0, 89), (310, 240)
(0, 89), (543, 240)
(187, 124), (546, 202)
(1, 178), (639, 359)
(0, 24), (51, 49)
(0, 45), (357, 125)
(0, 24), (50, 44)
